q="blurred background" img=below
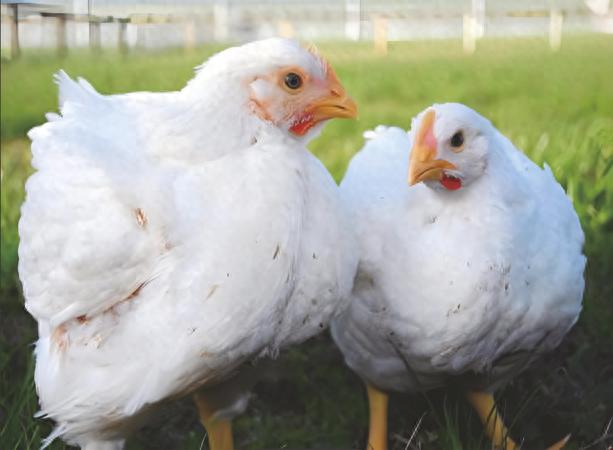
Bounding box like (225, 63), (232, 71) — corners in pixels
(1, 0), (613, 53)
(1, 1), (612, 449)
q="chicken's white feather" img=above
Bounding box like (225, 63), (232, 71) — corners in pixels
(332, 103), (585, 394)
(19, 38), (358, 448)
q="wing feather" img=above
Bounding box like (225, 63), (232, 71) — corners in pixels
(19, 74), (167, 326)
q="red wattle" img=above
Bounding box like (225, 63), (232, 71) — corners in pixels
(289, 115), (315, 136)
(440, 174), (462, 190)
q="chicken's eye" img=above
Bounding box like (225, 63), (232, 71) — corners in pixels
(284, 72), (303, 90)
(450, 131), (464, 149)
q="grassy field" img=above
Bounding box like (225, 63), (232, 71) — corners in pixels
(1, 35), (612, 449)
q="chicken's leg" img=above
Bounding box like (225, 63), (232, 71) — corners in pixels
(466, 390), (570, 450)
(466, 390), (518, 449)
(366, 383), (389, 450)
(193, 390), (234, 450)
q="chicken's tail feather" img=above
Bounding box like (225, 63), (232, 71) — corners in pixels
(54, 70), (101, 109)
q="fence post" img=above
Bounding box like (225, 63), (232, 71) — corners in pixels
(549, 9), (564, 51)
(90, 19), (101, 51)
(57, 14), (67, 57)
(184, 18), (196, 50)
(214, 0), (229, 42)
(345, 0), (361, 41)
(10, 3), (20, 59)
(277, 20), (294, 38)
(373, 15), (388, 55)
(118, 18), (129, 54)
(463, 14), (476, 54)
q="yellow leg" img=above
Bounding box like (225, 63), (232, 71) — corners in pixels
(366, 383), (389, 450)
(193, 391), (234, 450)
(546, 434), (571, 450)
(466, 390), (571, 450)
(465, 390), (518, 450)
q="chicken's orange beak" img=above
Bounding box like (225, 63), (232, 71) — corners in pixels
(290, 72), (357, 136)
(408, 109), (456, 186)
(309, 79), (358, 122)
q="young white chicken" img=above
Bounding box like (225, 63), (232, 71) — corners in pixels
(18, 38), (358, 450)
(332, 104), (585, 450)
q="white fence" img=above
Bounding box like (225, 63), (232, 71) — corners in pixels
(1, 0), (612, 57)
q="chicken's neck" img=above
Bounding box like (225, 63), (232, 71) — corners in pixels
(148, 80), (275, 164)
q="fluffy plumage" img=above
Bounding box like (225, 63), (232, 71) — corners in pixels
(332, 103), (584, 441)
(19, 38), (357, 449)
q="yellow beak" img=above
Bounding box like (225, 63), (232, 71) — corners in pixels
(289, 76), (358, 136)
(310, 84), (358, 121)
(408, 109), (456, 186)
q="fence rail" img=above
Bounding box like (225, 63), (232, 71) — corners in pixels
(1, 1), (611, 58)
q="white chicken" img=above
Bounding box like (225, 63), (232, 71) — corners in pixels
(18, 38), (358, 450)
(332, 104), (585, 450)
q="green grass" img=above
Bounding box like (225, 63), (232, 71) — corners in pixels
(1, 34), (612, 449)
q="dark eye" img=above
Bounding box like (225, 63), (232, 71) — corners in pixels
(450, 131), (464, 148)
(284, 72), (303, 90)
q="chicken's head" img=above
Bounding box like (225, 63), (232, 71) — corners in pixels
(188, 38), (357, 141)
(248, 59), (357, 137)
(407, 103), (492, 191)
